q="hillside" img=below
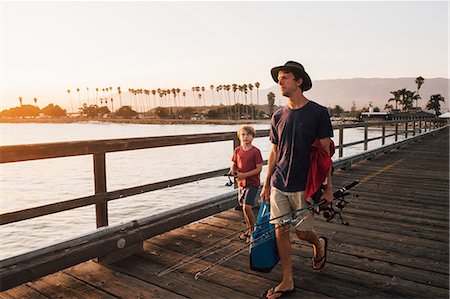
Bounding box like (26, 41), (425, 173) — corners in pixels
(260, 78), (449, 111)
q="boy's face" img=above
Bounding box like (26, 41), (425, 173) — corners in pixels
(239, 130), (254, 145)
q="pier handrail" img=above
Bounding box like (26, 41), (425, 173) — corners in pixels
(0, 118), (445, 227)
(0, 118), (447, 292)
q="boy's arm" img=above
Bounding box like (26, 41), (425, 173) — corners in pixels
(237, 163), (262, 180)
(229, 162), (237, 175)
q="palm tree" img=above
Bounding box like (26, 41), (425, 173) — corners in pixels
(415, 76), (425, 108)
(182, 91), (186, 107)
(426, 94), (445, 116)
(95, 88), (99, 106)
(86, 87), (90, 105)
(248, 83), (254, 119)
(267, 91), (276, 116)
(224, 85), (231, 119)
(76, 88), (81, 108)
(176, 88), (181, 108)
(388, 90), (401, 110)
(255, 82), (260, 115)
(117, 86), (123, 108)
(19, 96), (23, 107)
(210, 84), (215, 106)
(402, 90), (414, 111)
(33, 98), (37, 106)
(67, 89), (74, 113)
(151, 89), (157, 108)
(201, 86), (206, 106)
(384, 103), (393, 111)
(410, 91), (421, 110)
(232, 84), (238, 119)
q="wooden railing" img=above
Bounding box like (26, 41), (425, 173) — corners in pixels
(0, 118), (445, 227)
(0, 117), (446, 291)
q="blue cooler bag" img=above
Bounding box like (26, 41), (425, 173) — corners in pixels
(250, 200), (280, 272)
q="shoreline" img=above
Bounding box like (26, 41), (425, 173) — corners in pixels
(0, 117), (272, 126)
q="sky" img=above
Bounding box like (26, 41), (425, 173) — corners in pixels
(1, 1), (449, 111)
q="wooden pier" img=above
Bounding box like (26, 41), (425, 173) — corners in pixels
(0, 124), (448, 298)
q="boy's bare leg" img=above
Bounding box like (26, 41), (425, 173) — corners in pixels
(243, 204), (255, 235)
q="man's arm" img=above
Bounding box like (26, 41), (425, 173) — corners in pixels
(319, 137), (333, 204)
(260, 143), (278, 202)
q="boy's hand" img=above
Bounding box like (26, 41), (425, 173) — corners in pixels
(260, 184), (270, 203)
(236, 172), (246, 180)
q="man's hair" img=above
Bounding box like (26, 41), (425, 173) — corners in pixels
(237, 125), (256, 138)
(280, 69), (303, 83)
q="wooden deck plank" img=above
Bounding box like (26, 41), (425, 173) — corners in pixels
(0, 286), (47, 299)
(1, 127), (448, 298)
(63, 260), (186, 299)
(25, 272), (116, 299)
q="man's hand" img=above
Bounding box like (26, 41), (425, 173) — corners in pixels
(321, 186), (333, 204)
(260, 184), (271, 203)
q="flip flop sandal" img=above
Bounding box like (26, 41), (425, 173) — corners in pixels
(261, 287), (296, 298)
(239, 233), (249, 241)
(312, 236), (328, 270)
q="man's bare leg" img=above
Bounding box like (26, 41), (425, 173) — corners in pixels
(266, 224), (294, 299)
(296, 230), (326, 269)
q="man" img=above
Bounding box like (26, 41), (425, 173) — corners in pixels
(261, 61), (334, 299)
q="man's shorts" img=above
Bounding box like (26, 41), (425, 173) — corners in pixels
(269, 187), (313, 231)
(238, 186), (259, 206)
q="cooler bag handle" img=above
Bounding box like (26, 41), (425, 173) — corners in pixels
(255, 200), (269, 226)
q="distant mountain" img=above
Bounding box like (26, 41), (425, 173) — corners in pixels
(260, 78), (449, 111)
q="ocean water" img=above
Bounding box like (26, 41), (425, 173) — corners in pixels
(0, 122), (405, 259)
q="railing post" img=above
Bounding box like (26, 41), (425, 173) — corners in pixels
(395, 122), (399, 141)
(339, 127), (344, 158)
(405, 121), (408, 138)
(94, 153), (108, 228)
(364, 125), (368, 151)
(381, 124), (385, 145)
(412, 120), (416, 136)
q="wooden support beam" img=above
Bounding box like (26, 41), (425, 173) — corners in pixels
(0, 191), (237, 291)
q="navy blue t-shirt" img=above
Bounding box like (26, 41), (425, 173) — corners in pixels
(270, 101), (333, 192)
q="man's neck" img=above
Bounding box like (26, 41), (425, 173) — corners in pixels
(287, 91), (309, 109)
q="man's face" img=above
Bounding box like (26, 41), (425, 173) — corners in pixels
(277, 71), (302, 97)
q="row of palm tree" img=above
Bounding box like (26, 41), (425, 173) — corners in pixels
(65, 82), (261, 119)
(384, 75), (445, 116)
(385, 76), (425, 111)
(386, 88), (421, 111)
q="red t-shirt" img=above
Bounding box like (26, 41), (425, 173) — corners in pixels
(231, 146), (264, 187)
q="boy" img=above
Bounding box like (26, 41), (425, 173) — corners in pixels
(230, 125), (264, 243)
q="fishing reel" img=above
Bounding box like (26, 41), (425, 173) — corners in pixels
(224, 172), (237, 187)
(310, 181), (359, 226)
(321, 195), (350, 225)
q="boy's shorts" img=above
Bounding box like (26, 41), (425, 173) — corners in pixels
(269, 187), (313, 231)
(238, 186), (259, 206)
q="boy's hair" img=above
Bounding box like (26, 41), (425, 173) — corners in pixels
(237, 125), (256, 138)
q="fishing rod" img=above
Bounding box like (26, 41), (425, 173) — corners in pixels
(157, 193), (323, 277)
(193, 205), (317, 280)
(194, 180), (359, 279)
(158, 180), (359, 278)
